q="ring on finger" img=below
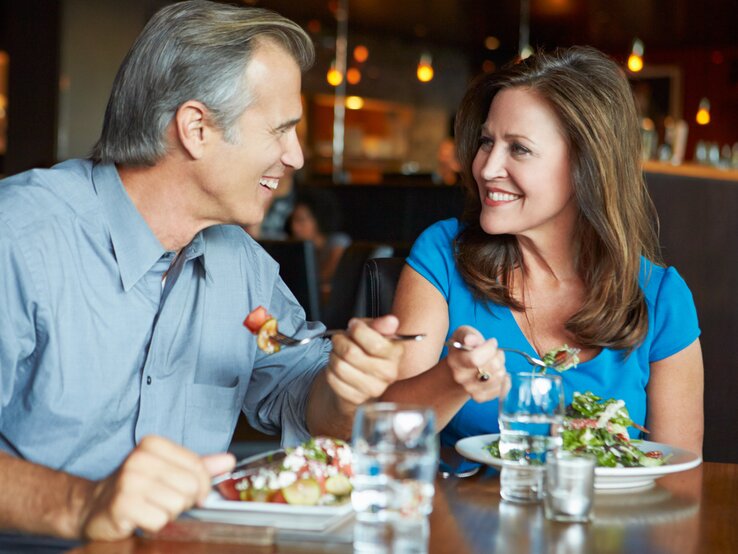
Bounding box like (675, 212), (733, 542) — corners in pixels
(477, 367), (490, 382)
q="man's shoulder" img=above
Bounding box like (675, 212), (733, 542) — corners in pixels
(203, 225), (278, 266)
(0, 159), (97, 231)
(204, 224), (258, 248)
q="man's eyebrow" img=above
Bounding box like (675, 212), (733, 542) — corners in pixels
(275, 117), (301, 132)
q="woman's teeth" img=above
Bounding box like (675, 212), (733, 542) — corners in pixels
(488, 191), (521, 202)
(259, 178), (279, 190)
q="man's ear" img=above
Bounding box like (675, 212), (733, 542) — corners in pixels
(175, 100), (211, 159)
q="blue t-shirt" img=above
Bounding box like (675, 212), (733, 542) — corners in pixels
(407, 219), (700, 449)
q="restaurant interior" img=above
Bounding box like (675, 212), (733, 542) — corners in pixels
(0, 1), (737, 550)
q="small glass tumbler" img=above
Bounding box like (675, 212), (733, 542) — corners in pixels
(351, 403), (437, 553)
(544, 451), (596, 523)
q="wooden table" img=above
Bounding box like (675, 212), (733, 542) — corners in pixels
(4, 462), (735, 553)
(428, 462), (736, 554)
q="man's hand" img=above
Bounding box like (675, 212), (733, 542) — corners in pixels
(79, 436), (234, 541)
(325, 315), (404, 412)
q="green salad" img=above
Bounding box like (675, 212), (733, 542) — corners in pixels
(487, 391), (667, 468)
(560, 391), (666, 467)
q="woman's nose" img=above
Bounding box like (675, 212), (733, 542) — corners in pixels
(479, 147), (507, 181)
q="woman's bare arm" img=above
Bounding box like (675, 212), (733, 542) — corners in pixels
(380, 265), (505, 429)
(646, 339), (704, 454)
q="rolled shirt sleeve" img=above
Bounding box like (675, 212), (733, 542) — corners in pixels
(242, 277), (331, 447)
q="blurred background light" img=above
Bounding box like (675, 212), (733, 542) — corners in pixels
(417, 53), (434, 82)
(346, 67), (361, 84)
(696, 97), (711, 125)
(345, 96), (364, 110)
(353, 44), (369, 63)
(628, 38), (645, 72)
(327, 60), (343, 86)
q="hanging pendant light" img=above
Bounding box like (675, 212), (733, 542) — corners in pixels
(417, 53), (434, 83)
(628, 38), (645, 72)
(518, 0), (532, 60)
(327, 59), (343, 86)
(696, 98), (711, 125)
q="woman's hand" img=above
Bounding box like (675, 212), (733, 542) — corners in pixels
(445, 326), (507, 403)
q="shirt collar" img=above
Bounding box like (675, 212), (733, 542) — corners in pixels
(184, 231), (213, 284)
(91, 163), (211, 290)
(92, 162), (165, 291)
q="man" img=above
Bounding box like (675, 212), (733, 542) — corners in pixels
(0, 1), (402, 541)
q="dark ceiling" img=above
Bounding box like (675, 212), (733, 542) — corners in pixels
(243, 0), (738, 60)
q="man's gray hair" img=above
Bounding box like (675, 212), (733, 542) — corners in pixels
(91, 0), (314, 166)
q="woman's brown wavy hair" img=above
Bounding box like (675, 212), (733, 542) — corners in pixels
(454, 46), (661, 351)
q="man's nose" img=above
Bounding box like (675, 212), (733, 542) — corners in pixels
(283, 131), (304, 170)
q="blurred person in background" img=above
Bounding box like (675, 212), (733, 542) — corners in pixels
(433, 136), (462, 186)
(286, 188), (351, 302)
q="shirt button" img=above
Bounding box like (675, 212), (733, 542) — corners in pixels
(146, 376), (152, 385)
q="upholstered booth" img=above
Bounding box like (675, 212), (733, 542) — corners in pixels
(259, 239), (321, 321)
(322, 242), (394, 329)
(363, 257), (407, 319)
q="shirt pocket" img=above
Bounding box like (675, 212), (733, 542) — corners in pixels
(183, 379), (242, 455)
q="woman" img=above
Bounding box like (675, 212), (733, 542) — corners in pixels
(383, 46), (703, 455)
(286, 188), (351, 301)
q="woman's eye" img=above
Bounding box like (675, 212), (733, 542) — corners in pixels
(478, 137), (493, 152)
(511, 143), (531, 155)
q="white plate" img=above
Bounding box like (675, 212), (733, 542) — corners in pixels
(455, 433), (702, 490)
(187, 492), (353, 531)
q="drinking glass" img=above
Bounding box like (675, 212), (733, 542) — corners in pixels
(351, 403), (437, 553)
(498, 372), (565, 503)
(544, 451), (596, 522)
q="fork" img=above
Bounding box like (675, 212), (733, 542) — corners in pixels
(272, 330), (426, 347)
(445, 339), (549, 370)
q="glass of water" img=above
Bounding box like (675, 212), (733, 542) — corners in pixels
(498, 372), (565, 503)
(544, 450), (596, 523)
(351, 403), (438, 553)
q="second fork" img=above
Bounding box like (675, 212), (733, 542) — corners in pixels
(274, 330), (426, 347)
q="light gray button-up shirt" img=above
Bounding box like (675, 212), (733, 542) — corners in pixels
(0, 160), (330, 480)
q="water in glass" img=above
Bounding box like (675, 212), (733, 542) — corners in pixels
(351, 403), (437, 553)
(498, 373), (565, 503)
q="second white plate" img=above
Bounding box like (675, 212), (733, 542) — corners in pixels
(455, 433), (702, 490)
(187, 492), (353, 531)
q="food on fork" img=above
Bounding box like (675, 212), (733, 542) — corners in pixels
(541, 344), (580, 372)
(244, 305), (281, 354)
(216, 437), (353, 506)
